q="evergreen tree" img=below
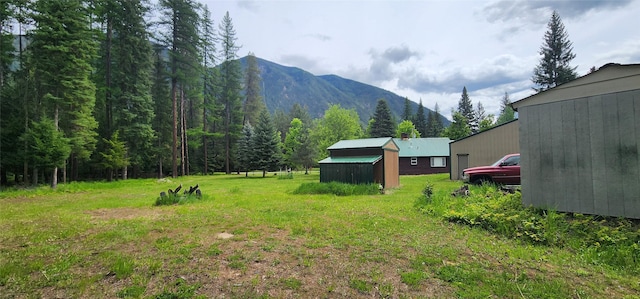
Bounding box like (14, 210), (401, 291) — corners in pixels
(218, 11), (243, 174)
(413, 99), (427, 137)
(496, 92), (516, 125)
(99, 131), (129, 181)
(243, 52), (266, 126)
(151, 44), (173, 178)
(532, 10), (578, 92)
(442, 111), (471, 141)
(107, 0), (155, 178)
(401, 97), (412, 121)
(457, 87), (475, 133)
(473, 101), (491, 133)
(199, 4), (219, 175)
(369, 98), (395, 137)
(158, 0), (201, 177)
(30, 0), (98, 187)
(425, 103), (445, 137)
(20, 118), (71, 186)
(236, 122), (254, 176)
(252, 110), (280, 177)
(289, 103), (311, 128)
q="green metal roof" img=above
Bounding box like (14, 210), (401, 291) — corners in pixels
(393, 137), (451, 157)
(319, 155), (383, 164)
(327, 137), (397, 150)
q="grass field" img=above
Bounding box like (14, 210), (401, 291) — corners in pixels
(1, 172), (639, 298)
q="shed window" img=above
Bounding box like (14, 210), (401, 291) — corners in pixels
(430, 157), (446, 168)
(410, 157), (418, 166)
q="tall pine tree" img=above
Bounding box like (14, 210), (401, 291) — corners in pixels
(369, 98), (395, 138)
(158, 0), (201, 177)
(413, 99), (427, 137)
(218, 11), (243, 174)
(401, 97), (412, 121)
(532, 10), (578, 92)
(457, 86), (476, 133)
(243, 52), (266, 126)
(30, 0), (98, 187)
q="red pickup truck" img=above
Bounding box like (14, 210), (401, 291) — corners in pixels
(461, 153), (520, 185)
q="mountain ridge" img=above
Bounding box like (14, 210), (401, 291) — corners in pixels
(239, 56), (450, 126)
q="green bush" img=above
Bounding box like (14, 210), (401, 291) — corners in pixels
(417, 182), (640, 273)
(293, 181), (381, 196)
(154, 193), (203, 206)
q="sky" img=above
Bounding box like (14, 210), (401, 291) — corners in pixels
(199, 0), (640, 119)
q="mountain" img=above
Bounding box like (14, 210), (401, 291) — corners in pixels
(239, 56), (450, 126)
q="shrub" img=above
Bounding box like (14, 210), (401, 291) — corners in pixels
(418, 183), (640, 274)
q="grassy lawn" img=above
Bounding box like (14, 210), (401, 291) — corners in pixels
(1, 173), (639, 298)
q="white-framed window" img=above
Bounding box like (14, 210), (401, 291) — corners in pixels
(430, 157), (446, 168)
(410, 157), (418, 166)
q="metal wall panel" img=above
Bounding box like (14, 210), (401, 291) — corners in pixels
(521, 89), (640, 218)
(449, 120), (520, 180)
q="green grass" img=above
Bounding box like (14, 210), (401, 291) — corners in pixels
(1, 173), (639, 298)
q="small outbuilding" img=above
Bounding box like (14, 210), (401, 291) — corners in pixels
(449, 119), (520, 180)
(319, 137), (400, 188)
(512, 63), (640, 219)
(393, 137), (451, 175)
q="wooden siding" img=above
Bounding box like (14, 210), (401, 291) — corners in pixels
(449, 121), (520, 180)
(383, 150), (399, 187)
(399, 157), (450, 175)
(519, 89), (640, 219)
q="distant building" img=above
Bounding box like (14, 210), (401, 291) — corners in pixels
(449, 120), (519, 180)
(393, 136), (451, 175)
(319, 137), (399, 188)
(512, 63), (640, 219)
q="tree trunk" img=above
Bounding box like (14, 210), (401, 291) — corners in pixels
(51, 106), (59, 189)
(122, 165), (128, 180)
(33, 168), (38, 186)
(180, 87), (186, 176)
(171, 78), (178, 178)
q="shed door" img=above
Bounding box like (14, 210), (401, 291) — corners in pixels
(457, 154), (469, 180)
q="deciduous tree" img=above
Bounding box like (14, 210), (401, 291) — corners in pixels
(311, 104), (362, 159)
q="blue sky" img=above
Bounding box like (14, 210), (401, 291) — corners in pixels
(200, 0), (640, 118)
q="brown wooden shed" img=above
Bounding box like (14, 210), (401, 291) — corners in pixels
(319, 137), (400, 188)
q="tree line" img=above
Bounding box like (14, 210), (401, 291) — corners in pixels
(0, 2), (578, 187)
(0, 0), (256, 187)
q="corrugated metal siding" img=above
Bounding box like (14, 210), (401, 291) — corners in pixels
(330, 148), (383, 157)
(320, 163), (375, 185)
(520, 89), (640, 219)
(449, 121), (520, 180)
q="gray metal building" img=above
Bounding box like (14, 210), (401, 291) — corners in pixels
(449, 120), (520, 180)
(512, 63), (640, 219)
